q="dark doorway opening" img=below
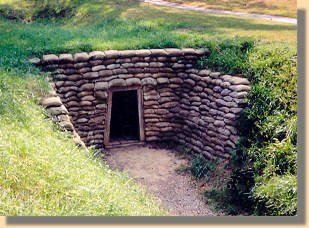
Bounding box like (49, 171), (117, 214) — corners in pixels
(110, 90), (139, 142)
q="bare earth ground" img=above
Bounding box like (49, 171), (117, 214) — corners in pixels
(104, 144), (219, 216)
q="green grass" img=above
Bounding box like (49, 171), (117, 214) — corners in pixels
(0, 0), (297, 216)
(0, 0), (297, 47)
(163, 0), (297, 18)
(253, 174), (297, 216)
(0, 71), (167, 216)
(197, 39), (297, 216)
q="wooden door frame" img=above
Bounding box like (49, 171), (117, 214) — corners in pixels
(104, 86), (145, 146)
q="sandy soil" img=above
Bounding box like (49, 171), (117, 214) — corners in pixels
(104, 144), (219, 216)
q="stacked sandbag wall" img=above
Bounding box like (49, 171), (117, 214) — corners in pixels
(32, 48), (250, 159)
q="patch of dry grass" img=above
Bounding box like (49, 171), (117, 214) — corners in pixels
(163, 0), (297, 18)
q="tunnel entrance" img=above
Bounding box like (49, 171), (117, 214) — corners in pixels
(110, 90), (139, 141)
(104, 87), (145, 147)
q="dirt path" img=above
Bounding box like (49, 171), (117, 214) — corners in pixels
(140, 0), (297, 24)
(104, 144), (219, 216)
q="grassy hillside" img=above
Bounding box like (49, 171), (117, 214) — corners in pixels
(0, 71), (167, 215)
(198, 41), (297, 216)
(0, 0), (297, 216)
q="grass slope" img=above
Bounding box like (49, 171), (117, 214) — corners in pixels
(0, 0), (297, 216)
(0, 71), (167, 216)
